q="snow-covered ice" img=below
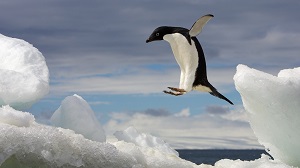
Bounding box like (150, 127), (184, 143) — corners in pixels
(0, 106), (292, 168)
(0, 105), (34, 127)
(0, 106), (200, 168)
(51, 94), (106, 142)
(234, 64), (300, 167)
(0, 34), (49, 110)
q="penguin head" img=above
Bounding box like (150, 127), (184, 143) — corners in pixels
(146, 26), (174, 43)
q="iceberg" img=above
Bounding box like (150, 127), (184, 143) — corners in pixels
(51, 94), (106, 142)
(234, 64), (300, 167)
(0, 34), (49, 110)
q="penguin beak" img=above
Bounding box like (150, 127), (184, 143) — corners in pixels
(146, 35), (154, 43)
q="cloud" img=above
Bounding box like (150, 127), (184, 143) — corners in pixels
(48, 64), (236, 95)
(143, 108), (171, 117)
(1, 0), (299, 97)
(174, 108), (190, 117)
(104, 107), (262, 149)
(205, 105), (230, 115)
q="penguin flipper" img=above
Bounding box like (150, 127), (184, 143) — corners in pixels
(209, 90), (234, 105)
(189, 14), (214, 37)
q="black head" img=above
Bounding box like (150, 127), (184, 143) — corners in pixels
(146, 26), (179, 43)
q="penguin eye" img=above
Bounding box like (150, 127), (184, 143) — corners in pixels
(156, 33), (159, 36)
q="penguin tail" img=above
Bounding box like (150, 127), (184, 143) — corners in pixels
(209, 89), (234, 105)
(195, 80), (234, 105)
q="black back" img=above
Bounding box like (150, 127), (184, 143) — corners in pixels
(192, 37), (208, 87)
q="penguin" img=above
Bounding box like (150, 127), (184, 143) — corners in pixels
(146, 14), (233, 105)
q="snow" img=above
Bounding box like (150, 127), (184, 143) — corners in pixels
(215, 154), (290, 168)
(114, 126), (179, 156)
(51, 94), (106, 142)
(0, 105), (34, 127)
(0, 107), (199, 168)
(234, 64), (300, 167)
(0, 107), (292, 168)
(0, 34), (296, 167)
(0, 34), (49, 110)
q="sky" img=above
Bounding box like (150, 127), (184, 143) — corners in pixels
(1, 0), (300, 149)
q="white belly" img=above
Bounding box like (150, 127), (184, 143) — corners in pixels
(163, 33), (199, 92)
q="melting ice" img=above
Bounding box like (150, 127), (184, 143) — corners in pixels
(0, 34), (297, 167)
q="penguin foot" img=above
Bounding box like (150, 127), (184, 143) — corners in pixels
(163, 90), (184, 96)
(167, 87), (186, 93)
(163, 87), (186, 96)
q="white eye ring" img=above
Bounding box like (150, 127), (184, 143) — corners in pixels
(156, 33), (159, 36)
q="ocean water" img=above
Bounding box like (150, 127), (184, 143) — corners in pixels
(177, 149), (271, 165)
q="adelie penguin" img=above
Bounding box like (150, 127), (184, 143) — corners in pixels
(146, 14), (234, 105)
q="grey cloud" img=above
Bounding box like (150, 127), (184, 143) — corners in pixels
(143, 108), (171, 117)
(205, 105), (230, 115)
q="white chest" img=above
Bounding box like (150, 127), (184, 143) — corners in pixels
(163, 33), (198, 71)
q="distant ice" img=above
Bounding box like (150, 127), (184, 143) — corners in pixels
(0, 34), (49, 110)
(51, 94), (106, 142)
(215, 154), (290, 168)
(114, 126), (179, 156)
(234, 64), (300, 167)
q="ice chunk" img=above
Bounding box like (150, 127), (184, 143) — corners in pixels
(0, 105), (34, 127)
(114, 141), (199, 168)
(0, 107), (199, 168)
(0, 120), (137, 167)
(114, 126), (179, 156)
(51, 94), (106, 142)
(234, 64), (300, 167)
(0, 34), (49, 109)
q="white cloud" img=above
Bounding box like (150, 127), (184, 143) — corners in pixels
(175, 108), (190, 117)
(49, 60), (236, 96)
(104, 107), (262, 149)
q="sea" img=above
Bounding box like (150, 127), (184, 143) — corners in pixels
(177, 149), (271, 165)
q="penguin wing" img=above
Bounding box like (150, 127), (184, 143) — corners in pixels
(189, 14), (214, 37)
